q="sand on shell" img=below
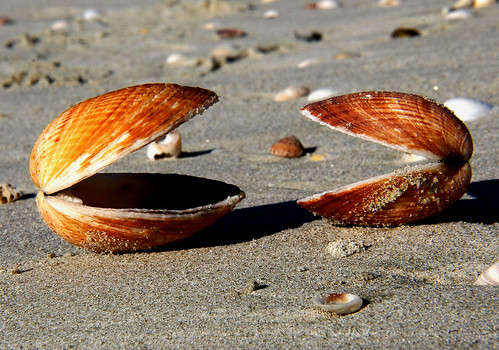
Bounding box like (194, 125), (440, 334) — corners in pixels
(0, 0), (498, 348)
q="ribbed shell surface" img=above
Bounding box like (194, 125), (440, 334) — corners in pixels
(30, 84), (218, 194)
(300, 91), (473, 162)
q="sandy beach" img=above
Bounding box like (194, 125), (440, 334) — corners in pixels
(0, 0), (498, 348)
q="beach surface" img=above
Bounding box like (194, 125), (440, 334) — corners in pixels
(0, 0), (498, 348)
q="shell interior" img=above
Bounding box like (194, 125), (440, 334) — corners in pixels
(56, 173), (243, 211)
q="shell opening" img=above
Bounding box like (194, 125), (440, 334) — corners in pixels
(52, 173), (244, 210)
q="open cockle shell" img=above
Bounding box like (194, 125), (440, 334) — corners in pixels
(298, 91), (473, 227)
(30, 83), (245, 253)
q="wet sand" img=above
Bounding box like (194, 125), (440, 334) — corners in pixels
(0, 0), (498, 348)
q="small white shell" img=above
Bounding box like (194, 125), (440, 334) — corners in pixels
(444, 97), (493, 121)
(147, 130), (182, 160)
(316, 0), (341, 9)
(51, 20), (68, 31)
(476, 260), (499, 286)
(443, 8), (473, 20)
(297, 58), (320, 68)
(307, 88), (339, 102)
(82, 8), (101, 21)
(313, 293), (363, 315)
(263, 9), (280, 18)
(274, 86), (310, 102)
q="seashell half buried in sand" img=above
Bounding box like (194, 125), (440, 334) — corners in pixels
(298, 91), (473, 227)
(270, 135), (306, 158)
(475, 260), (499, 286)
(313, 293), (363, 315)
(30, 84), (245, 253)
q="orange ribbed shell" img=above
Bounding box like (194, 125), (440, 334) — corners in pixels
(298, 91), (473, 226)
(30, 84), (244, 252)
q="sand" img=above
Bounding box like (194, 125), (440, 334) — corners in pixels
(0, 0), (498, 348)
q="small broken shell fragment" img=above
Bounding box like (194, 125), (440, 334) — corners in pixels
(270, 136), (306, 158)
(310, 154), (326, 162)
(297, 57), (320, 68)
(298, 91), (473, 226)
(444, 97), (493, 121)
(0, 184), (22, 204)
(475, 260), (499, 286)
(0, 16), (14, 26)
(313, 293), (363, 315)
(335, 52), (360, 60)
(443, 8), (473, 20)
(216, 28), (247, 39)
(30, 83), (245, 253)
(147, 130), (182, 160)
(391, 27), (421, 38)
(379, 0), (401, 6)
(274, 85), (310, 102)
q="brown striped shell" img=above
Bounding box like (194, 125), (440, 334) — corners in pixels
(30, 84), (245, 252)
(298, 91), (473, 227)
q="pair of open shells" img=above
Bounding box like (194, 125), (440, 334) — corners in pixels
(30, 84), (473, 253)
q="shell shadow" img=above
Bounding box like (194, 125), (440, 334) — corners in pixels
(166, 200), (318, 250)
(424, 179), (499, 225)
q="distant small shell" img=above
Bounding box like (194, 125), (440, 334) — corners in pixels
(307, 88), (338, 102)
(0, 184), (22, 204)
(270, 136), (306, 158)
(450, 0), (495, 8)
(166, 52), (185, 65)
(82, 8), (100, 21)
(0, 16), (14, 26)
(216, 28), (247, 39)
(391, 27), (421, 38)
(307, 0), (341, 9)
(443, 8), (473, 20)
(379, 0), (401, 6)
(310, 154), (326, 162)
(274, 86), (310, 102)
(444, 97), (493, 121)
(51, 20), (68, 31)
(335, 52), (360, 60)
(263, 9), (279, 18)
(147, 130), (182, 160)
(476, 260), (499, 286)
(297, 58), (320, 68)
(313, 293), (363, 315)
(472, 0), (495, 7)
